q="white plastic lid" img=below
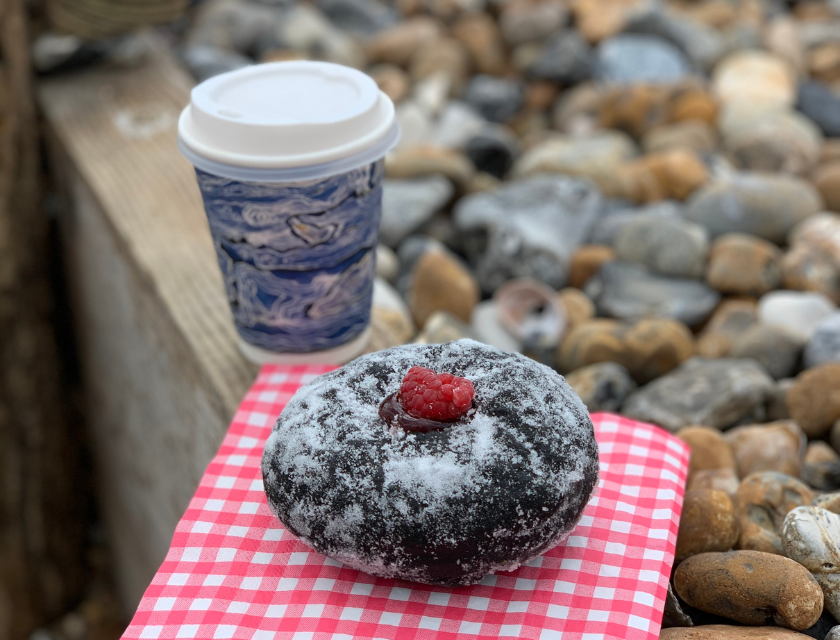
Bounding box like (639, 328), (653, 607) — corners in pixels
(178, 61), (399, 180)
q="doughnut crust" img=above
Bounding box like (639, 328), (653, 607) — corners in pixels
(261, 340), (599, 585)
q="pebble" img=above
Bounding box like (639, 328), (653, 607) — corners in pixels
(684, 173), (823, 244)
(499, 0), (569, 47)
(758, 291), (837, 345)
(786, 363), (840, 439)
(572, 0), (644, 44)
(597, 84), (672, 138)
(594, 34), (692, 84)
(470, 300), (522, 353)
(527, 30), (593, 85)
(584, 261), (720, 327)
(829, 628), (840, 640)
(274, 4), (366, 67)
(813, 493), (840, 515)
(375, 244), (399, 284)
(706, 233), (783, 296)
(370, 64), (410, 103)
(366, 16), (441, 66)
(813, 162), (840, 215)
(401, 239), (480, 328)
(767, 379), (795, 422)
(729, 325), (803, 380)
(558, 317), (694, 383)
(551, 82), (604, 134)
(675, 490), (740, 562)
(463, 75), (524, 124)
(697, 299), (758, 358)
(453, 175), (602, 292)
(511, 130), (636, 192)
(711, 50), (796, 108)
(782, 213), (840, 305)
(688, 468), (741, 496)
(733, 472), (815, 555)
(621, 357), (774, 432)
(613, 215), (709, 278)
(805, 313), (840, 369)
(371, 278), (416, 348)
(615, 148), (710, 203)
(316, 0), (399, 36)
(463, 128), (518, 179)
(179, 45), (251, 82)
(557, 287), (595, 329)
(721, 108), (823, 176)
(661, 627), (815, 639)
(430, 101), (488, 150)
(725, 421), (806, 478)
(675, 550), (823, 630)
(451, 12), (507, 76)
(564, 362), (637, 413)
(662, 583), (694, 628)
(677, 425), (737, 480)
(568, 245), (616, 289)
(806, 441), (839, 466)
(413, 310), (475, 343)
(386, 146), (475, 189)
(797, 81), (840, 138)
(802, 443), (840, 492)
(622, 4), (724, 71)
(494, 278), (566, 349)
(642, 120), (718, 155)
(590, 200), (683, 247)
(782, 506), (840, 621)
(409, 37), (471, 93)
(380, 176), (453, 247)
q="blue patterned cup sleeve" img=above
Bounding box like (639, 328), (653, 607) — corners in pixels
(195, 161), (384, 354)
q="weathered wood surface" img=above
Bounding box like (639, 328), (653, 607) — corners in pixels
(0, 1), (88, 639)
(39, 45), (259, 612)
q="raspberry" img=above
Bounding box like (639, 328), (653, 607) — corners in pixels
(399, 366), (475, 422)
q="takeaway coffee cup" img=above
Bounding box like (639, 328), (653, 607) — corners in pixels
(178, 61), (399, 364)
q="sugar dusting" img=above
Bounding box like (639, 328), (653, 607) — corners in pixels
(261, 339), (599, 585)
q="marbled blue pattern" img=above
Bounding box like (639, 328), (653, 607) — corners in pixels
(195, 161), (383, 352)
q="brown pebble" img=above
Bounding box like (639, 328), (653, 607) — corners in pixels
(813, 161), (840, 214)
(725, 420), (805, 478)
(677, 425), (737, 480)
(688, 468), (740, 496)
(805, 441), (839, 465)
(786, 363), (840, 439)
(369, 64), (410, 104)
(733, 471), (814, 554)
(813, 492), (840, 514)
(674, 550), (823, 630)
(407, 246), (479, 328)
(568, 245), (616, 289)
(660, 625), (816, 639)
(558, 317), (694, 383)
(675, 490), (739, 562)
(706, 233), (783, 296)
(697, 299), (758, 358)
(557, 288), (594, 330)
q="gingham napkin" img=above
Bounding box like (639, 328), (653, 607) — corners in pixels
(123, 364), (689, 640)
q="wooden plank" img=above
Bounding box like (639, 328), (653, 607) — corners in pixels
(39, 44), (258, 419)
(39, 44), (260, 611)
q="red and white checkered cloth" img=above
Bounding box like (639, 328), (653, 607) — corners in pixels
(124, 364), (689, 640)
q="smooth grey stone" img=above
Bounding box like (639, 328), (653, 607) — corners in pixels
(594, 34), (691, 84)
(805, 313), (840, 369)
(454, 175), (603, 293)
(316, 0), (398, 35)
(729, 325), (803, 380)
(464, 127), (519, 179)
(380, 176), (453, 248)
(430, 102), (488, 150)
(179, 45), (251, 82)
(564, 362), (638, 413)
(470, 301), (522, 353)
(623, 3), (723, 70)
(685, 173), (822, 243)
(613, 215), (709, 278)
(528, 30), (593, 85)
(589, 201), (683, 246)
(584, 261), (719, 327)
(798, 81), (840, 138)
(463, 75), (525, 124)
(826, 626), (840, 640)
(662, 582), (694, 628)
(622, 357), (775, 432)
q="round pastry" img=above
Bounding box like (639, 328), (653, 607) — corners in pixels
(261, 339), (599, 586)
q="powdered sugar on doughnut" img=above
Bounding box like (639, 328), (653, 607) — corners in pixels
(261, 339), (599, 586)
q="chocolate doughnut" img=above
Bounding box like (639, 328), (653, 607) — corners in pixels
(261, 339), (599, 586)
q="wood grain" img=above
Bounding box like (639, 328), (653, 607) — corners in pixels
(39, 44), (259, 419)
